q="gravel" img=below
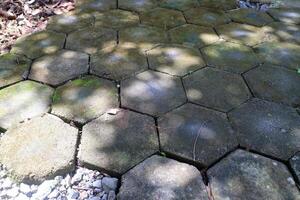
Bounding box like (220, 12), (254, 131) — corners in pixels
(237, 0), (278, 11)
(0, 164), (118, 200)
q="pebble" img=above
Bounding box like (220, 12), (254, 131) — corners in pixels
(101, 177), (118, 191)
(19, 183), (31, 194)
(92, 180), (102, 188)
(6, 187), (19, 197)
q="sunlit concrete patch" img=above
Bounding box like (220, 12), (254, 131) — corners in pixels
(183, 68), (251, 112)
(121, 70), (186, 116)
(29, 50), (89, 86)
(228, 98), (300, 160)
(65, 27), (117, 54)
(159, 0), (199, 11)
(184, 7), (230, 27)
(118, 0), (158, 13)
(46, 11), (94, 34)
(158, 103), (237, 166)
(90, 45), (148, 80)
(119, 25), (168, 52)
(79, 109), (158, 174)
(51, 75), (118, 124)
(0, 81), (53, 130)
(75, 0), (116, 13)
(255, 42), (300, 71)
(140, 7), (186, 30)
(0, 114), (78, 184)
(244, 64), (300, 106)
(228, 8), (273, 27)
(118, 155), (209, 200)
(201, 41), (259, 74)
(263, 22), (300, 44)
(207, 150), (300, 200)
(268, 7), (300, 24)
(10, 30), (65, 59)
(169, 24), (219, 48)
(198, 0), (237, 11)
(216, 22), (268, 46)
(290, 152), (300, 183)
(94, 9), (139, 30)
(0, 53), (31, 88)
(147, 44), (205, 76)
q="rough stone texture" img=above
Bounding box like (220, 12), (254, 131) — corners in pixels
(216, 23), (267, 46)
(11, 30), (65, 59)
(140, 8), (186, 30)
(94, 10), (139, 29)
(79, 110), (158, 174)
(118, 0), (157, 13)
(0, 81), (53, 129)
(198, 0), (237, 10)
(263, 22), (300, 44)
(201, 42), (259, 74)
(75, 0), (116, 12)
(119, 25), (168, 52)
(255, 42), (300, 71)
(169, 24), (219, 48)
(29, 50), (89, 86)
(147, 44), (205, 76)
(65, 27), (117, 54)
(0, 53), (31, 88)
(121, 71), (186, 116)
(229, 98), (300, 160)
(91, 45), (148, 80)
(228, 8), (273, 27)
(207, 150), (300, 200)
(159, 0), (199, 11)
(159, 103), (237, 166)
(268, 8), (300, 24)
(290, 152), (300, 182)
(118, 155), (209, 200)
(46, 11), (94, 34)
(51, 76), (118, 124)
(0, 114), (78, 184)
(183, 68), (250, 112)
(244, 64), (300, 106)
(184, 7), (230, 27)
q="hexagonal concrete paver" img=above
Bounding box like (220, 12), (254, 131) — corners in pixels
(228, 8), (273, 27)
(75, 0), (116, 13)
(201, 42), (259, 74)
(183, 68), (251, 112)
(159, 0), (199, 11)
(169, 24), (219, 48)
(198, 0), (237, 11)
(216, 23), (267, 46)
(91, 46), (148, 80)
(0, 114), (78, 183)
(140, 8), (186, 30)
(10, 30), (65, 59)
(244, 64), (300, 106)
(79, 110), (158, 174)
(29, 50), (89, 86)
(121, 71), (186, 116)
(268, 8), (300, 24)
(0, 53), (31, 88)
(65, 27), (117, 54)
(159, 103), (237, 166)
(147, 44), (205, 76)
(94, 9), (139, 29)
(46, 11), (94, 34)
(290, 152), (300, 182)
(255, 42), (300, 71)
(207, 150), (300, 200)
(118, 0), (157, 13)
(229, 98), (300, 160)
(51, 76), (118, 124)
(263, 22), (300, 44)
(118, 155), (209, 200)
(0, 81), (53, 130)
(184, 7), (230, 27)
(119, 25), (168, 52)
